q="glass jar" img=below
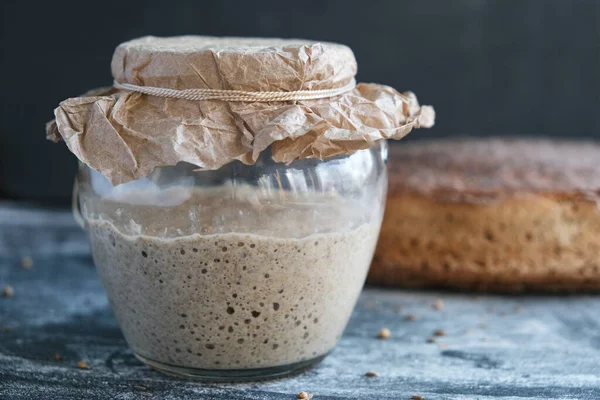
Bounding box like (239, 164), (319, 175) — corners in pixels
(76, 141), (388, 380)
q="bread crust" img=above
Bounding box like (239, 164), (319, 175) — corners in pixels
(369, 139), (600, 292)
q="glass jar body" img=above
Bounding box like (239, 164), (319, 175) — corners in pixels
(77, 142), (388, 380)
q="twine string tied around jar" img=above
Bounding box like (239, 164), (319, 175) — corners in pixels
(113, 79), (357, 102)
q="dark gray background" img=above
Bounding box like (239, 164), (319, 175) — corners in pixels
(2, 0), (599, 204)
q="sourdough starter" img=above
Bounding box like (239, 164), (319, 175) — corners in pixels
(86, 189), (381, 370)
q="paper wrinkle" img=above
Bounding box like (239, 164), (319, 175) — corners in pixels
(48, 36), (435, 185)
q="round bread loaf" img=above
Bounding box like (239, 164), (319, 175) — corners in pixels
(369, 138), (600, 292)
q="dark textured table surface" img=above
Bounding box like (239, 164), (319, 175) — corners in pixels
(1, 203), (600, 399)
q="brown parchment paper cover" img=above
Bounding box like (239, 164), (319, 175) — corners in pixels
(47, 36), (435, 185)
